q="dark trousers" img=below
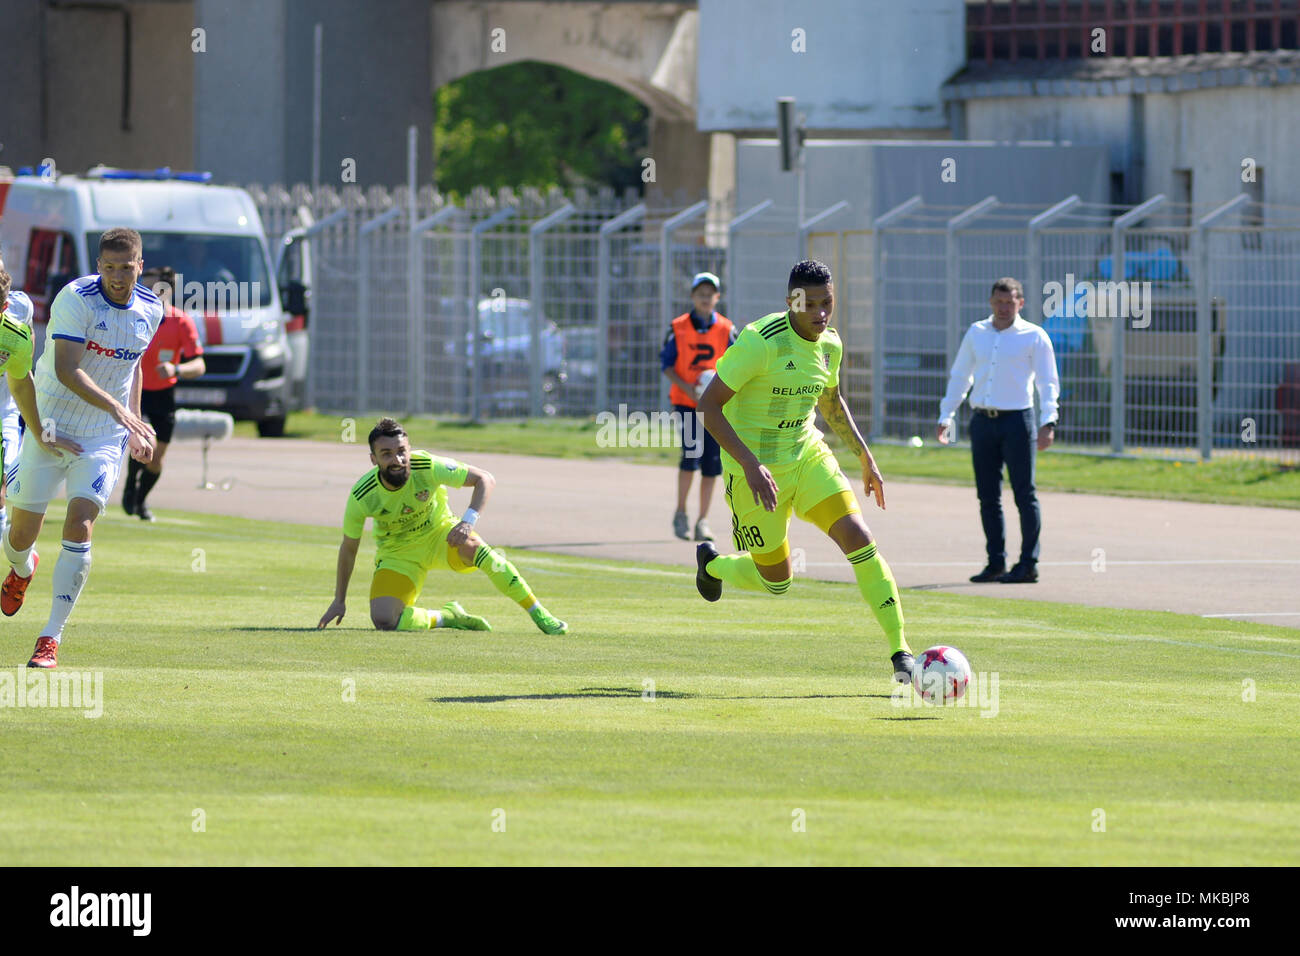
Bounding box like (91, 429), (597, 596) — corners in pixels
(969, 408), (1040, 566)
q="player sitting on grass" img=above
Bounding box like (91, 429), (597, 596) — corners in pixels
(318, 417), (568, 635)
(693, 258), (915, 682)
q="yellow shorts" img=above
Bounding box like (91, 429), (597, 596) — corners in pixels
(723, 441), (860, 565)
(369, 517), (474, 605)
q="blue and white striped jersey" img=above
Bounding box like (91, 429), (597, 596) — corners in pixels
(35, 276), (163, 438)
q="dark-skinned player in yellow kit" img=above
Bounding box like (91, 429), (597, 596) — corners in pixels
(693, 259), (915, 682)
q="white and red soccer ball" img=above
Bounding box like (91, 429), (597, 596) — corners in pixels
(912, 645), (972, 703)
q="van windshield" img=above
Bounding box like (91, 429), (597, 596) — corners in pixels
(91, 232), (273, 310)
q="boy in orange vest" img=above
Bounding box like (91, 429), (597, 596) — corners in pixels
(660, 272), (735, 541)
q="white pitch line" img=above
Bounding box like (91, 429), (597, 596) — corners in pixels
(806, 559), (1300, 568)
(1203, 611), (1300, 618)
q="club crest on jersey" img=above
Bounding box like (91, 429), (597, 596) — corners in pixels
(822, 352), (830, 368)
(415, 489), (430, 502)
(0, 351), (9, 366)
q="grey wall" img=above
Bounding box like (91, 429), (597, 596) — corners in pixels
(193, 0), (430, 186)
(1, 0), (195, 173)
(0, 0), (46, 169)
(193, 0), (287, 184)
(735, 139), (1111, 227)
(282, 0), (431, 187)
(697, 0), (965, 132)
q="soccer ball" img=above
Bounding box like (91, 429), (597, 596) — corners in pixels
(912, 645), (972, 703)
(695, 368), (716, 397)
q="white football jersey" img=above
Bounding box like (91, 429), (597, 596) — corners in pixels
(35, 277), (163, 438)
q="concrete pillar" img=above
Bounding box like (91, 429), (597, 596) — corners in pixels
(645, 116), (712, 206)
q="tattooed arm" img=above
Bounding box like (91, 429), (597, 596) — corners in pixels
(817, 384), (885, 509)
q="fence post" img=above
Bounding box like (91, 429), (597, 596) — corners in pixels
(528, 203), (576, 417)
(1195, 194), (1250, 460)
(468, 205), (517, 422)
(725, 199), (774, 318)
(408, 203), (461, 415)
(356, 206), (404, 415)
(1025, 195), (1081, 326)
(1110, 194), (1166, 453)
(945, 197), (999, 443)
(798, 201), (850, 256)
(659, 200), (710, 409)
(596, 204), (646, 414)
(274, 207), (347, 414)
(870, 195), (923, 439)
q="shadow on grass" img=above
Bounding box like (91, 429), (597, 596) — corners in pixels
(511, 539), (677, 549)
(431, 686), (894, 704)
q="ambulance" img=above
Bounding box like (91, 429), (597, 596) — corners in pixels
(0, 164), (310, 436)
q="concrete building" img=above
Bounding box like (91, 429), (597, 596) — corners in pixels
(1, 0), (1295, 210)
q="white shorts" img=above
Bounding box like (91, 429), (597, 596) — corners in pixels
(6, 431), (130, 514)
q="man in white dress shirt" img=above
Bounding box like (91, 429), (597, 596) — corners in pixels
(936, 278), (1060, 584)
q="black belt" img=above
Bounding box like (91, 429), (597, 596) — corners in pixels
(972, 407), (1029, 418)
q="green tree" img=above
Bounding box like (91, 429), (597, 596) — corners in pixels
(434, 62), (649, 196)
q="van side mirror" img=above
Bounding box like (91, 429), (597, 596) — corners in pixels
(281, 280), (308, 316)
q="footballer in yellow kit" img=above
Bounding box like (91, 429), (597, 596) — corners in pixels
(694, 259), (915, 682)
(318, 417), (568, 635)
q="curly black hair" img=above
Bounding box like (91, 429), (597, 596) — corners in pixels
(368, 417), (408, 451)
(787, 258), (833, 292)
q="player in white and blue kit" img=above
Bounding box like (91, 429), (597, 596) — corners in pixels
(3, 228), (160, 669)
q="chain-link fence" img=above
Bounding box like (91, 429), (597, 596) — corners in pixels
(252, 183), (1300, 462)
(834, 194), (1300, 462)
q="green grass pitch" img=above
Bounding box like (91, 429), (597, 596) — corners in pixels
(2, 506), (1297, 865)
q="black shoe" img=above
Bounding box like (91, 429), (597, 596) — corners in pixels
(137, 502), (155, 522)
(998, 563), (1038, 584)
(969, 563), (1006, 583)
(695, 541), (721, 602)
(891, 650), (915, 684)
(122, 484), (137, 516)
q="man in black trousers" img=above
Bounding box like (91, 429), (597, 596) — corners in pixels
(936, 277), (1059, 584)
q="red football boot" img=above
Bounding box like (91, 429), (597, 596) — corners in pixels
(27, 635), (58, 669)
(1, 551), (39, 617)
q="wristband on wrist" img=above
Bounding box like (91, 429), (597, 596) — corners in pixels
(462, 508), (479, 526)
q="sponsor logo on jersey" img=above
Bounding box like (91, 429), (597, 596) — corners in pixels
(777, 417), (807, 429)
(85, 340), (144, 361)
(770, 384), (822, 396)
(401, 505), (414, 514)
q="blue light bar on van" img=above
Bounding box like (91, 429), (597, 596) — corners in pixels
(84, 166), (213, 183)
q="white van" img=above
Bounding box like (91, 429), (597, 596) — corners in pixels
(0, 165), (308, 436)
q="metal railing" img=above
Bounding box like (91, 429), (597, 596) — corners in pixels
(253, 183), (1300, 462)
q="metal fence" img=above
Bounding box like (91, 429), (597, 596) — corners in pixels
(252, 183), (1300, 461)
(858, 194), (1300, 461)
